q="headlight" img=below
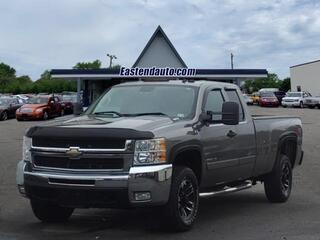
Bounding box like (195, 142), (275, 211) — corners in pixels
(134, 138), (166, 165)
(22, 136), (32, 162)
(35, 108), (43, 113)
(294, 99), (299, 102)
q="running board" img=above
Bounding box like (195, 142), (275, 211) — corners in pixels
(199, 181), (252, 198)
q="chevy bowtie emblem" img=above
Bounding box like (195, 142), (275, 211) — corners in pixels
(66, 147), (82, 158)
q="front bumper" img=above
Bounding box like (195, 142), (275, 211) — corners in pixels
(17, 161), (172, 207)
(282, 101), (300, 107)
(16, 112), (43, 120)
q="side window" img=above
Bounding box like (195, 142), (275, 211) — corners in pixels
(225, 89), (245, 121)
(204, 90), (224, 121)
(54, 97), (59, 102)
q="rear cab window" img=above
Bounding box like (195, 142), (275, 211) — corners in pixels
(225, 89), (245, 122)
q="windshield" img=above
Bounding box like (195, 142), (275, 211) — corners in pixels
(286, 92), (302, 97)
(88, 85), (198, 120)
(62, 95), (77, 102)
(0, 98), (10, 105)
(260, 92), (275, 97)
(27, 97), (48, 104)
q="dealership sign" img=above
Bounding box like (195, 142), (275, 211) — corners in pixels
(119, 67), (196, 77)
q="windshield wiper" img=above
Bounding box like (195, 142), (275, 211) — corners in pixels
(93, 111), (123, 117)
(125, 112), (169, 117)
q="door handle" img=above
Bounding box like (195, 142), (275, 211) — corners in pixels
(227, 130), (237, 138)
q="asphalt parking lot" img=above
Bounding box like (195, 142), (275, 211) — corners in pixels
(0, 106), (319, 240)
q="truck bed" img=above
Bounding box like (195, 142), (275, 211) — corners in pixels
(251, 115), (302, 176)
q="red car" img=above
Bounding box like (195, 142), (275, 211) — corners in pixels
(259, 92), (280, 107)
(16, 95), (63, 121)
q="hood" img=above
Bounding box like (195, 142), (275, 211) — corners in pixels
(21, 104), (47, 109)
(41, 114), (175, 132)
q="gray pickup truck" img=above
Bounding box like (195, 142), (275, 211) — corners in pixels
(17, 80), (303, 231)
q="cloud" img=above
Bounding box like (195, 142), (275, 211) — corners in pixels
(0, 0), (319, 79)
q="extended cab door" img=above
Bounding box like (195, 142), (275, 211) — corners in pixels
(200, 87), (256, 187)
(224, 88), (256, 180)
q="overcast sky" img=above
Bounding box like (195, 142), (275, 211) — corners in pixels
(0, 0), (320, 80)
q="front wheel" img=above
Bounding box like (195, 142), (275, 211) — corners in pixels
(31, 198), (74, 222)
(43, 111), (49, 120)
(1, 111), (8, 121)
(163, 166), (199, 232)
(264, 155), (292, 203)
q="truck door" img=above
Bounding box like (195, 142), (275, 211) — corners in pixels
(224, 88), (256, 180)
(200, 88), (239, 186)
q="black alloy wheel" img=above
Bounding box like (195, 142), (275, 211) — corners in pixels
(178, 177), (197, 223)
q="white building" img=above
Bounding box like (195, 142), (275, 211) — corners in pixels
(290, 60), (320, 96)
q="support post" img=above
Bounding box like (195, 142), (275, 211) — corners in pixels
(77, 77), (81, 104)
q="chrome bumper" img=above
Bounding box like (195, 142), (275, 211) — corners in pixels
(17, 161), (172, 206)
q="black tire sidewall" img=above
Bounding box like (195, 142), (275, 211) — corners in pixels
(164, 166), (199, 231)
(1, 111), (8, 121)
(264, 155), (292, 203)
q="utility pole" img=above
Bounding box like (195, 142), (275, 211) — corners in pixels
(230, 53), (234, 69)
(107, 53), (117, 68)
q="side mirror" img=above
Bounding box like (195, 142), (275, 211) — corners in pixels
(222, 102), (239, 125)
(73, 102), (83, 115)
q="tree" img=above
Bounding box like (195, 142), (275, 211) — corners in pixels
(73, 60), (101, 69)
(279, 78), (291, 92)
(243, 73), (281, 93)
(0, 62), (16, 77)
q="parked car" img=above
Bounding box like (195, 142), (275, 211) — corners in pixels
(60, 94), (78, 114)
(16, 95), (63, 121)
(258, 92), (280, 107)
(273, 91), (286, 103)
(282, 91), (312, 108)
(304, 96), (320, 109)
(0, 97), (23, 121)
(17, 81), (303, 231)
(243, 94), (253, 105)
(13, 94), (29, 104)
(259, 88), (279, 93)
(250, 92), (260, 104)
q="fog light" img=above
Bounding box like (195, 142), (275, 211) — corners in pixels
(134, 192), (151, 201)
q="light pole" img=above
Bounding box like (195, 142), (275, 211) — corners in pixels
(230, 53), (234, 69)
(107, 53), (117, 68)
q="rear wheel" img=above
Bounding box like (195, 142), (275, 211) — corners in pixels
(31, 198), (74, 222)
(264, 155), (292, 203)
(1, 111), (8, 121)
(163, 166), (199, 232)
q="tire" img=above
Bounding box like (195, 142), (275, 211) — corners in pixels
(264, 154), (292, 203)
(1, 111), (8, 121)
(162, 166), (199, 232)
(30, 198), (74, 222)
(43, 111), (49, 120)
(300, 101), (304, 108)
